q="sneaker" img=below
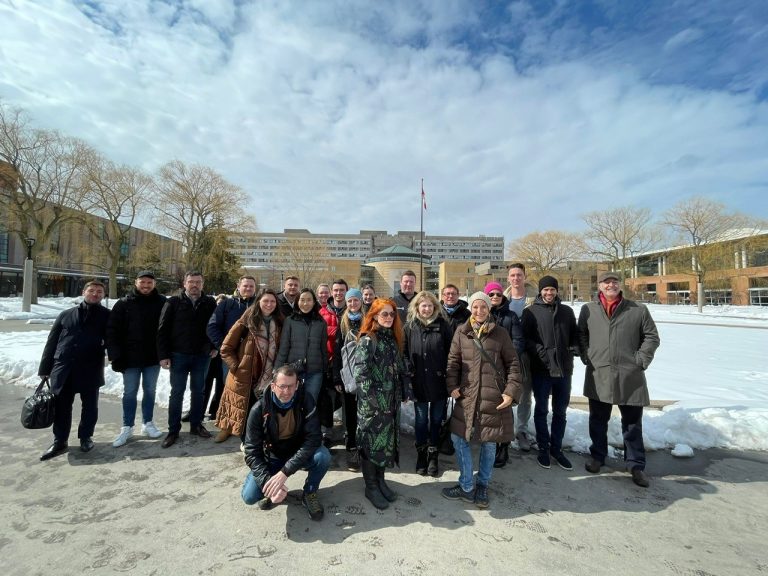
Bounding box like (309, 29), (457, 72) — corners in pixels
(585, 457), (603, 474)
(441, 485), (475, 503)
(141, 421), (163, 439)
(112, 426), (133, 447)
(631, 468), (650, 488)
(302, 491), (324, 521)
(474, 484), (489, 509)
(537, 451), (551, 469)
(516, 431), (532, 452)
(551, 451), (573, 471)
(257, 497), (273, 510)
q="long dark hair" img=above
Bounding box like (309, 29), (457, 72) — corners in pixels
(292, 288), (323, 320)
(247, 288), (284, 332)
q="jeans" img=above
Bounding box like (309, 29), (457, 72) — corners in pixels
(414, 401), (446, 446)
(168, 352), (211, 434)
(241, 446), (331, 504)
(301, 371), (324, 404)
(532, 373), (571, 454)
(122, 365), (161, 427)
(451, 433), (496, 492)
(515, 353), (532, 434)
(588, 399), (645, 470)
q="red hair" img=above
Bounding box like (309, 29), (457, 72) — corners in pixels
(359, 298), (404, 352)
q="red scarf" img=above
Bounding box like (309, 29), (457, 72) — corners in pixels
(598, 292), (622, 318)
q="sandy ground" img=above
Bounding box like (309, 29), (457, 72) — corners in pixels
(1, 381), (767, 576)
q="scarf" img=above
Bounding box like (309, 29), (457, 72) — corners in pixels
(271, 391), (296, 410)
(254, 319), (279, 392)
(470, 316), (492, 339)
(347, 311), (362, 322)
(443, 304), (458, 315)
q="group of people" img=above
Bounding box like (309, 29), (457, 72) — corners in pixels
(36, 263), (660, 520)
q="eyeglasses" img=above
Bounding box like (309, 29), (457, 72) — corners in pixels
(273, 383), (297, 391)
(378, 311), (396, 318)
(488, 292), (503, 298)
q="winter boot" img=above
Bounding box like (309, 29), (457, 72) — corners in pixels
(376, 465), (397, 502)
(427, 446), (439, 477)
(415, 443), (429, 475)
(493, 442), (509, 468)
(361, 460), (389, 510)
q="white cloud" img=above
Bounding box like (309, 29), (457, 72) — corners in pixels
(0, 0), (765, 243)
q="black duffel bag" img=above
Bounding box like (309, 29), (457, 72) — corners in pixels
(21, 377), (56, 429)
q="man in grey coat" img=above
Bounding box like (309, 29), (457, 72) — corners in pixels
(578, 271), (660, 487)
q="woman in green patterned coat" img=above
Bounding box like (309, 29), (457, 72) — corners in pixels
(354, 297), (408, 510)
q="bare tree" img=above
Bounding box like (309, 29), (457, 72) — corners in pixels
(80, 152), (153, 297)
(582, 206), (657, 278)
(0, 102), (92, 301)
(663, 197), (750, 311)
(274, 238), (330, 289)
(507, 230), (586, 278)
(151, 160), (256, 276)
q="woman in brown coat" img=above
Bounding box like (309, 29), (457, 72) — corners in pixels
(215, 289), (283, 443)
(442, 291), (522, 510)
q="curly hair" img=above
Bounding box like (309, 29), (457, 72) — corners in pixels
(359, 298), (404, 352)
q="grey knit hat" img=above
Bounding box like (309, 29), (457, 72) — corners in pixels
(469, 291), (492, 310)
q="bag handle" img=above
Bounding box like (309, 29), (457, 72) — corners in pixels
(35, 376), (51, 394)
(468, 334), (506, 390)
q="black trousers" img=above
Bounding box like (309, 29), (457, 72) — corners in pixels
(588, 398), (645, 471)
(203, 355), (224, 418)
(342, 390), (358, 450)
(53, 380), (99, 442)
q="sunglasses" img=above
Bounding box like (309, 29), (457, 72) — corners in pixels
(378, 311), (396, 318)
(488, 292), (503, 298)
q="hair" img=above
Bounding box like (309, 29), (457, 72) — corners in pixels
(362, 284), (375, 293)
(507, 262), (526, 273)
(442, 284), (459, 295)
(247, 288), (285, 332)
(316, 283), (330, 293)
(401, 270), (417, 280)
(359, 298), (404, 352)
(340, 304), (362, 337)
(83, 280), (106, 291)
(332, 278), (348, 289)
(406, 290), (442, 325)
(215, 293), (228, 304)
(284, 276), (300, 284)
(184, 271), (203, 279)
(294, 287), (322, 318)
(273, 364), (299, 382)
(238, 275), (256, 283)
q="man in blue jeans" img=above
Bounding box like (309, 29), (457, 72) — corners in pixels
(107, 270), (167, 447)
(241, 365), (330, 521)
(521, 275), (579, 471)
(157, 271), (217, 448)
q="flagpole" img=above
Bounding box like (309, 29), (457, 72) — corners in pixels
(420, 178), (424, 292)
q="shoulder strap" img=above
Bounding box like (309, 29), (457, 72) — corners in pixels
(469, 335), (505, 382)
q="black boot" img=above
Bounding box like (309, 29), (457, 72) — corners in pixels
(415, 444), (428, 475)
(427, 446), (439, 477)
(493, 442), (509, 468)
(376, 465), (397, 502)
(361, 460), (389, 510)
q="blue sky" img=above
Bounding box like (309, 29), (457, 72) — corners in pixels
(1, 0), (766, 242)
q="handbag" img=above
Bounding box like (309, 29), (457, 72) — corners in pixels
(21, 377), (56, 429)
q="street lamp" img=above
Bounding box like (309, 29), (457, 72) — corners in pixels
(21, 237), (36, 313)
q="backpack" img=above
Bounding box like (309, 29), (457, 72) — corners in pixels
(339, 331), (360, 394)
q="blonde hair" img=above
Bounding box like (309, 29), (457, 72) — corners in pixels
(406, 290), (443, 325)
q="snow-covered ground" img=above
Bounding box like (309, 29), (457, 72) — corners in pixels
(1, 297), (766, 453)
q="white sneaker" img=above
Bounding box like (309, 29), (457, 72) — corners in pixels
(113, 426), (133, 447)
(141, 421), (163, 439)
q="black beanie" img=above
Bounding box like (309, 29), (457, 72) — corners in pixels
(538, 275), (559, 292)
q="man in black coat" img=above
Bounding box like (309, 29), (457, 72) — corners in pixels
(440, 284), (471, 334)
(521, 275), (579, 471)
(38, 280), (111, 460)
(393, 270), (417, 323)
(241, 366), (331, 521)
(276, 276), (300, 318)
(157, 271), (217, 448)
(106, 270), (167, 447)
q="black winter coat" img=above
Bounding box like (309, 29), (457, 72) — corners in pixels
(39, 302), (110, 395)
(106, 288), (166, 370)
(206, 295), (255, 349)
(521, 296), (579, 378)
(491, 296), (525, 356)
(275, 313), (328, 373)
(403, 316), (453, 403)
(243, 387), (321, 489)
(442, 300), (471, 334)
(157, 291), (216, 359)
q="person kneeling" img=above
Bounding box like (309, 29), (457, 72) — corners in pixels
(241, 365), (331, 521)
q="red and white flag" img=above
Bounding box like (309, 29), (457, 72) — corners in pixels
(421, 181), (427, 211)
